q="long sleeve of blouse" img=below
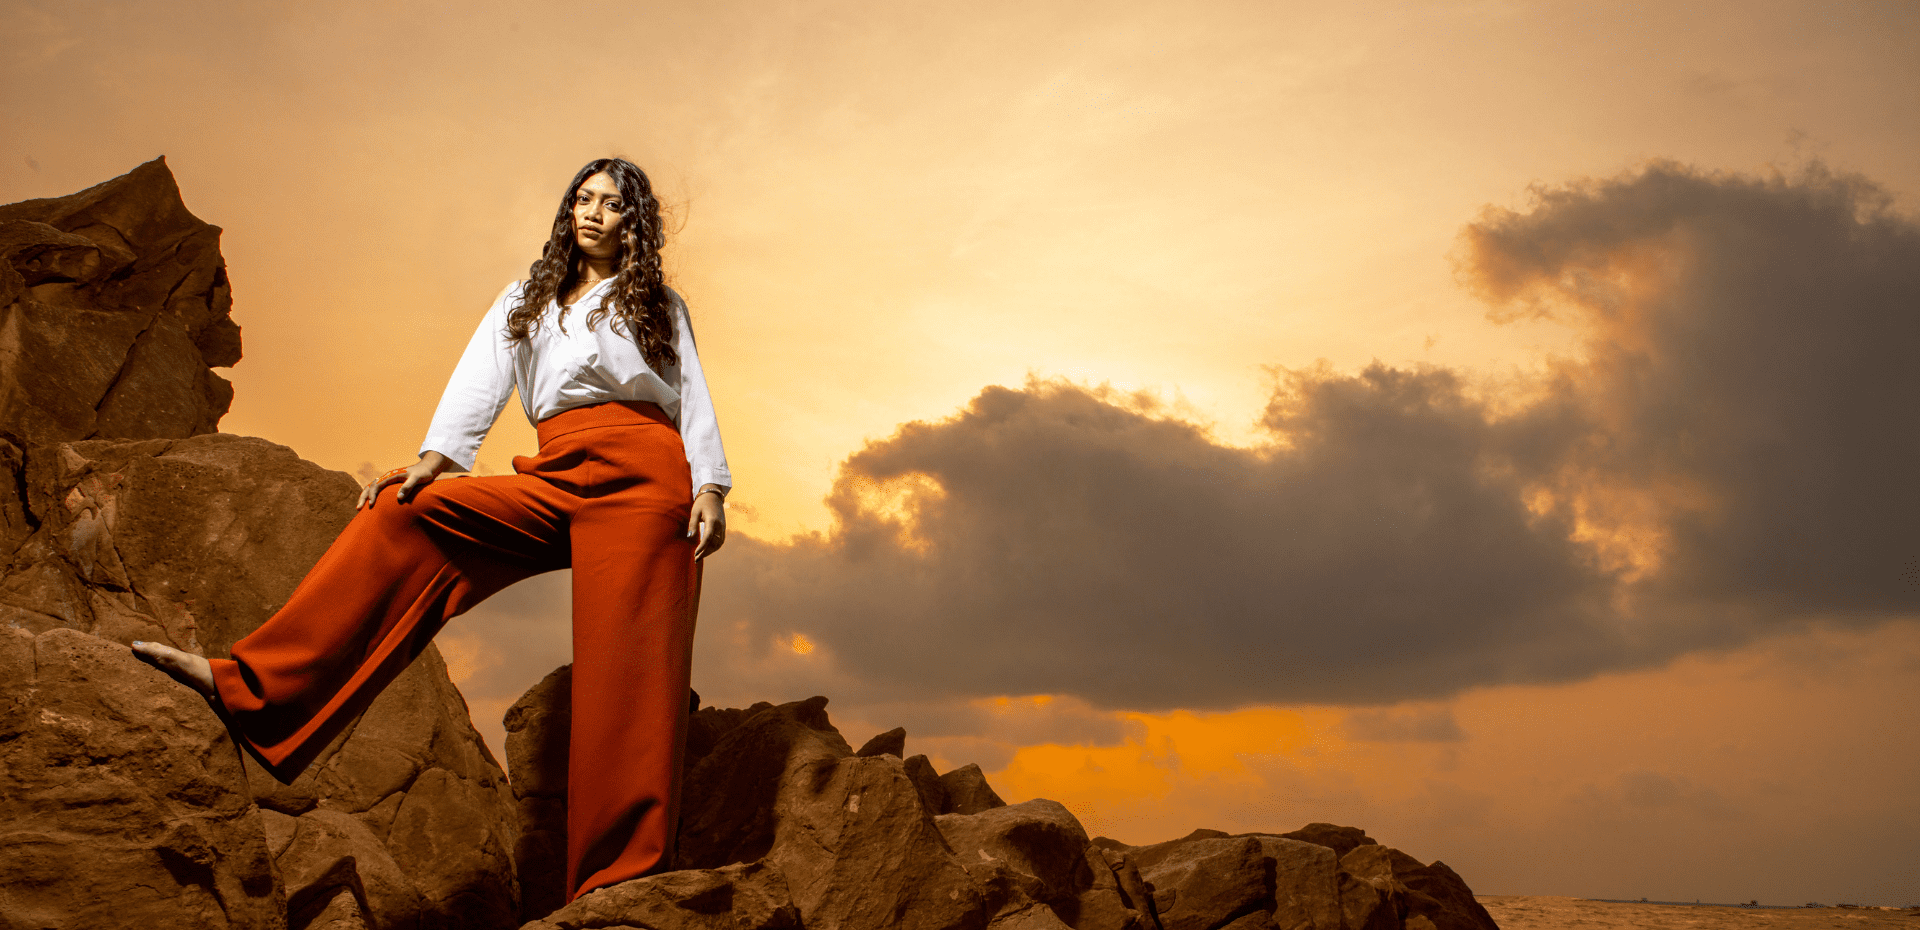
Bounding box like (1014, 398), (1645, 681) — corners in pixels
(418, 280), (733, 495)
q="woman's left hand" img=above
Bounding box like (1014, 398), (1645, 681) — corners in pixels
(688, 487), (727, 561)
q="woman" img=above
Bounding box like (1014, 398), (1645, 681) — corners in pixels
(132, 156), (729, 901)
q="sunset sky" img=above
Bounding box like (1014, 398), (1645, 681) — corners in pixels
(5, 0), (1918, 908)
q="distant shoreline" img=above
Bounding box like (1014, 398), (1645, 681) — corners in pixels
(1479, 896), (1920, 930)
(1582, 897), (1905, 911)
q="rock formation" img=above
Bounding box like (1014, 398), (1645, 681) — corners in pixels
(507, 685), (1499, 930)
(0, 161), (520, 930)
(0, 156), (239, 448)
(0, 626), (285, 930)
(1, 162), (1503, 930)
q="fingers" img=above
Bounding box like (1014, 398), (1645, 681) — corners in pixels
(359, 467), (413, 510)
(695, 515), (726, 561)
(693, 517), (713, 561)
(688, 495), (726, 560)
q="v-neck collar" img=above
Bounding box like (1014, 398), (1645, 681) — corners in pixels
(562, 276), (614, 310)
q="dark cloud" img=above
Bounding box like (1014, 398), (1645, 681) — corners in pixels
(1464, 161), (1920, 621)
(686, 159), (1919, 713)
(700, 370), (1618, 709)
(1341, 706), (1466, 743)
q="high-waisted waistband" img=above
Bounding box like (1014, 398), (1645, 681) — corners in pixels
(537, 401), (674, 447)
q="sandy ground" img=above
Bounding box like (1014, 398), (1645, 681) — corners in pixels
(1478, 896), (1920, 929)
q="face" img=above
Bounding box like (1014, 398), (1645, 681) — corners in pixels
(571, 171), (625, 262)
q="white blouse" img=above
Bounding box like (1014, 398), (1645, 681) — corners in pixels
(419, 278), (732, 495)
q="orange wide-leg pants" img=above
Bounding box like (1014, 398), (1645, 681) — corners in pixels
(208, 400), (701, 899)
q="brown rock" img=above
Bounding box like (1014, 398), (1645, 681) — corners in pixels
(0, 626), (285, 930)
(497, 674), (1509, 930)
(1069, 845), (1155, 930)
(303, 889), (373, 930)
(684, 701), (760, 772)
(1115, 831), (1346, 930)
(511, 690), (994, 930)
(505, 664), (575, 922)
(1134, 837), (1272, 930)
(258, 645), (521, 930)
(1, 437), (28, 555)
(1119, 829), (1231, 873)
(1212, 913), (1277, 930)
(1278, 822), (1379, 861)
(677, 697), (990, 930)
(940, 762), (1008, 815)
(0, 433), (358, 658)
(1096, 847), (1163, 930)
(0, 430), (519, 929)
(1341, 845), (1499, 930)
(1411, 861), (1499, 930)
(904, 753), (950, 817)
(856, 725), (907, 757)
(986, 900), (1076, 930)
(936, 799), (1094, 923)
(520, 861), (800, 930)
(0, 218), (128, 307)
(389, 768), (521, 929)
(675, 697), (854, 869)
(272, 807), (424, 930)
(511, 796), (569, 923)
(1336, 870), (1399, 930)
(0, 157), (238, 447)
(1246, 836), (1342, 930)
(761, 750), (989, 930)
(506, 665), (575, 801)
(961, 856), (1042, 928)
(503, 671), (766, 923)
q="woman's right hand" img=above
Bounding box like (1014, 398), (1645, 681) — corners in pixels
(358, 452), (452, 510)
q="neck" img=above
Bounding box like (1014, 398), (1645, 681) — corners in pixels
(576, 257), (617, 286)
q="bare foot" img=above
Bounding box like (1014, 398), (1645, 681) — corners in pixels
(131, 640), (216, 699)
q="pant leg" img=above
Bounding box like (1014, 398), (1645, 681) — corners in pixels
(209, 473), (574, 780)
(560, 419), (701, 898)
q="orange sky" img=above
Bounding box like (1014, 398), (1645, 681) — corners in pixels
(5, 0), (1918, 907)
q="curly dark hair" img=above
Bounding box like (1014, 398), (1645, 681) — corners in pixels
(505, 157), (678, 370)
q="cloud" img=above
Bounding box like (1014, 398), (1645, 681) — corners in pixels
(1341, 705), (1466, 743)
(686, 159), (1920, 713)
(1462, 160), (1920, 622)
(700, 370), (1615, 709)
(1598, 770), (1736, 820)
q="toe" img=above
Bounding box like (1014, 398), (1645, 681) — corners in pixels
(129, 642), (215, 696)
